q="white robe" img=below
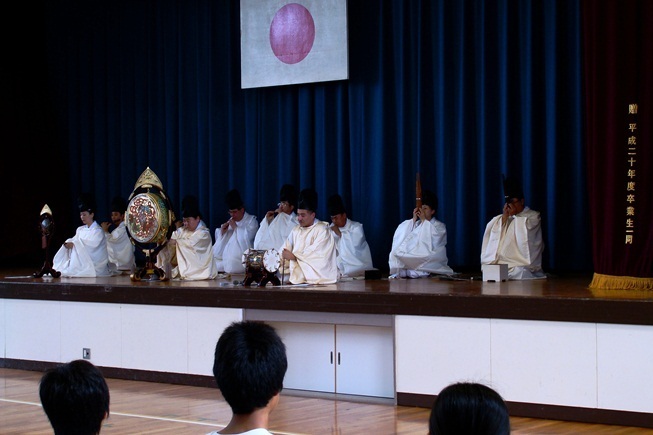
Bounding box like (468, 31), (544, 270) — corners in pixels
(212, 212), (258, 274)
(253, 211), (298, 251)
(53, 221), (112, 277)
(157, 221), (217, 280)
(480, 206), (545, 280)
(105, 221), (135, 272)
(282, 220), (338, 284)
(330, 219), (373, 278)
(388, 217), (454, 278)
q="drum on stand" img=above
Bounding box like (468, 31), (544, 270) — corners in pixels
(125, 167), (176, 281)
(242, 248), (281, 286)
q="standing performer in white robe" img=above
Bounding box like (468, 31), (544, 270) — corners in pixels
(327, 194), (373, 278)
(389, 190), (454, 278)
(213, 189), (258, 274)
(480, 177), (545, 280)
(101, 196), (135, 273)
(254, 184), (298, 251)
(157, 195), (217, 280)
(53, 193), (113, 277)
(281, 188), (338, 284)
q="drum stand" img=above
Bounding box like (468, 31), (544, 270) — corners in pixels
(131, 246), (167, 281)
(33, 232), (60, 278)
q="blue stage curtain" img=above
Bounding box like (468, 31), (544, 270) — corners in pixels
(582, 0), (653, 289)
(35, 0), (589, 272)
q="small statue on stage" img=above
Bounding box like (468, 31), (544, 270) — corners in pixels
(125, 167), (176, 281)
(34, 204), (61, 278)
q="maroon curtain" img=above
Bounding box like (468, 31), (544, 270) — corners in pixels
(582, 0), (653, 287)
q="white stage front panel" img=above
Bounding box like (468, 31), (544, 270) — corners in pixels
(492, 319), (597, 408)
(395, 315), (492, 395)
(597, 323), (653, 413)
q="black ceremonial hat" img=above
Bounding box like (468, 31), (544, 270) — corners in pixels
(327, 194), (346, 216)
(77, 192), (97, 214)
(110, 196), (128, 214)
(297, 188), (318, 213)
(421, 190), (438, 213)
(225, 189), (244, 210)
(279, 184), (298, 208)
(181, 195), (201, 218)
(502, 175), (524, 201)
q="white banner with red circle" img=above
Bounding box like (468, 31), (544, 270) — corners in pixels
(240, 0), (348, 88)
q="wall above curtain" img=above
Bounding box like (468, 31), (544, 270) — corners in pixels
(2, 0), (591, 274)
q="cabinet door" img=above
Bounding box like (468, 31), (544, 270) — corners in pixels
(270, 322), (336, 393)
(335, 325), (395, 398)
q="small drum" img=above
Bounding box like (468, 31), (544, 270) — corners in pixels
(263, 248), (281, 273)
(242, 249), (266, 270)
(242, 248), (281, 286)
(126, 192), (171, 245)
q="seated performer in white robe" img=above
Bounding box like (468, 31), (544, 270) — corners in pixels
(480, 177), (545, 280)
(254, 184), (298, 251)
(388, 190), (454, 278)
(157, 195), (217, 280)
(213, 189), (258, 274)
(53, 193), (113, 277)
(281, 188), (338, 284)
(101, 196), (135, 273)
(327, 194), (373, 278)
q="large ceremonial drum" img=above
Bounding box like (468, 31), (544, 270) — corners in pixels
(126, 192), (171, 245)
(125, 167), (176, 281)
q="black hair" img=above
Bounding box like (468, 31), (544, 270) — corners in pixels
(429, 382), (510, 435)
(225, 189), (244, 210)
(77, 193), (97, 214)
(327, 194), (347, 216)
(422, 189), (438, 214)
(213, 321), (287, 415)
(297, 188), (318, 213)
(110, 196), (128, 214)
(279, 184), (298, 210)
(181, 194), (201, 219)
(39, 360), (110, 435)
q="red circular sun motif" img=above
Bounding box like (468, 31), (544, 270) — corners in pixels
(269, 3), (316, 64)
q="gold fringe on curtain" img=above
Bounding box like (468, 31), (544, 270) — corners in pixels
(589, 273), (653, 291)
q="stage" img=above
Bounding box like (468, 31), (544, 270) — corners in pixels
(0, 269), (650, 324)
(1, 269), (653, 428)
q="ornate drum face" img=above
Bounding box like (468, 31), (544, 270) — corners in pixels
(126, 193), (170, 244)
(263, 248), (281, 273)
(242, 249), (266, 270)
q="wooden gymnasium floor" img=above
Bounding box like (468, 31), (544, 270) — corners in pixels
(2, 368), (653, 435)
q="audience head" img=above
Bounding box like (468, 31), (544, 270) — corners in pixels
(39, 359), (110, 435)
(429, 382), (510, 435)
(213, 321), (287, 415)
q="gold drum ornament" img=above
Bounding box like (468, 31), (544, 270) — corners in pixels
(126, 192), (170, 245)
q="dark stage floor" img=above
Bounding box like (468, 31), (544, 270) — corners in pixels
(1, 268), (651, 326)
